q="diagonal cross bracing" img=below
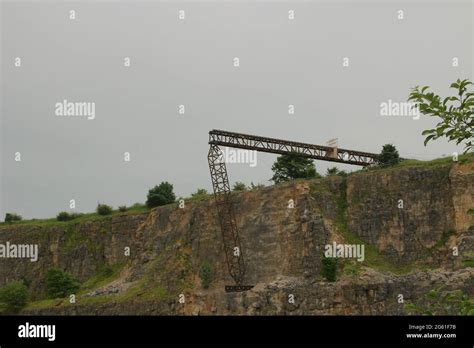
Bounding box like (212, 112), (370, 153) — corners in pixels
(209, 129), (379, 166)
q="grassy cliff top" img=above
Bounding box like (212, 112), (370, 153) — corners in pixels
(1, 152), (472, 229)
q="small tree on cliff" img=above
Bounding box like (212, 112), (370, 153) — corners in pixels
(271, 153), (319, 184)
(146, 182), (176, 208)
(44, 268), (80, 299)
(321, 256), (338, 282)
(409, 78), (474, 153)
(0, 281), (28, 313)
(96, 204), (113, 216)
(4, 213), (22, 223)
(378, 144), (401, 167)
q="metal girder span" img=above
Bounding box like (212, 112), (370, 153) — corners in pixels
(209, 129), (379, 167)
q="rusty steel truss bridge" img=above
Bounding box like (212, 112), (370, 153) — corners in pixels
(207, 129), (380, 292)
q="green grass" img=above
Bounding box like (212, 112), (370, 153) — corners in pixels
(367, 152), (474, 173)
(116, 276), (170, 302)
(24, 298), (61, 310)
(79, 263), (126, 294)
(342, 261), (362, 277)
(462, 260), (474, 268)
(0, 204), (150, 228)
(183, 194), (212, 202)
(404, 288), (474, 315)
(25, 270), (171, 311)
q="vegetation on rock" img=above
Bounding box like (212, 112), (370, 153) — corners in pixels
(405, 289), (474, 315)
(0, 281), (29, 313)
(146, 182), (176, 208)
(4, 213), (22, 223)
(232, 182), (247, 191)
(44, 268), (80, 299)
(320, 256), (338, 282)
(199, 261), (213, 289)
(271, 153), (320, 183)
(378, 144), (401, 167)
(96, 204), (113, 216)
(56, 211), (82, 221)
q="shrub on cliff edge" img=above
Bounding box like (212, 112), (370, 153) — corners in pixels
(44, 268), (80, 299)
(96, 204), (113, 216)
(271, 153), (320, 184)
(0, 281), (28, 313)
(321, 256), (338, 282)
(56, 211), (82, 221)
(4, 213), (22, 223)
(146, 182), (176, 208)
(378, 144), (401, 167)
(232, 182), (247, 191)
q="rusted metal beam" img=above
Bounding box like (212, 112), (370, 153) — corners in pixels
(209, 129), (379, 166)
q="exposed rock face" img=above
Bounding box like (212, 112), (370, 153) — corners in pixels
(0, 214), (147, 299)
(18, 268), (474, 315)
(346, 163), (474, 265)
(0, 160), (473, 315)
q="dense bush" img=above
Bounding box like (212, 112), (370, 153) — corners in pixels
(118, 205), (127, 212)
(191, 188), (208, 200)
(130, 203), (146, 210)
(232, 182), (247, 191)
(321, 256), (338, 282)
(146, 182), (176, 208)
(4, 213), (22, 223)
(44, 268), (80, 299)
(199, 261), (213, 289)
(96, 204), (113, 216)
(271, 153), (320, 183)
(0, 281), (29, 313)
(378, 144), (401, 167)
(56, 211), (82, 221)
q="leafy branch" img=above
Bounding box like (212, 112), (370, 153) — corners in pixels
(408, 78), (474, 153)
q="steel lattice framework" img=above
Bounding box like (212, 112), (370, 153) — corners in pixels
(208, 129), (380, 290)
(208, 144), (246, 286)
(209, 129), (379, 166)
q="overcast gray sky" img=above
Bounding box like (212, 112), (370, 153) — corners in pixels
(1, 0), (473, 220)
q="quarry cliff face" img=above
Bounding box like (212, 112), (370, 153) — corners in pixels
(0, 160), (473, 315)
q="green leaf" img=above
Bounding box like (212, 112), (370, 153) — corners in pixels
(421, 129), (436, 136)
(424, 134), (436, 146)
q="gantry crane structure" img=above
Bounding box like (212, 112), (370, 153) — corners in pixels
(207, 130), (379, 292)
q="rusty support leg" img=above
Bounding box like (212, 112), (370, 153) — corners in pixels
(208, 144), (246, 287)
